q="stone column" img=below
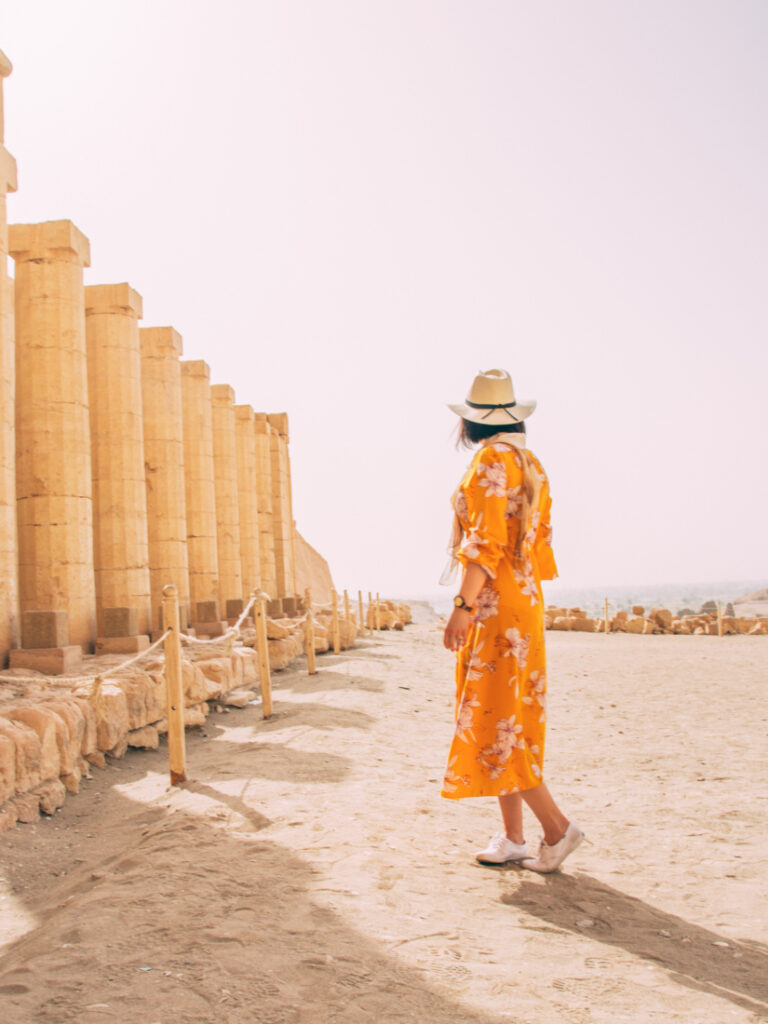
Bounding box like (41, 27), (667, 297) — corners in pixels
(268, 413), (297, 603)
(210, 384), (242, 617)
(0, 50), (18, 665)
(139, 327), (190, 631)
(85, 284), (151, 640)
(234, 405), (261, 602)
(9, 220), (96, 651)
(180, 360), (226, 634)
(253, 414), (278, 603)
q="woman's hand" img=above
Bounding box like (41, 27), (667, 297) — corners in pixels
(443, 607), (472, 651)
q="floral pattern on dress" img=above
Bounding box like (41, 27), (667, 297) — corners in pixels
(465, 653), (489, 682)
(495, 626), (530, 671)
(524, 510), (541, 547)
(477, 460), (508, 498)
(505, 485), (522, 520)
(475, 584), (500, 621)
(443, 442), (557, 799)
(522, 669), (547, 722)
(458, 523), (484, 561)
(455, 489), (468, 521)
(454, 689), (481, 742)
(442, 755), (470, 794)
(477, 716), (525, 780)
(514, 566), (539, 606)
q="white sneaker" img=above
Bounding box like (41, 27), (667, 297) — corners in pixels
(475, 833), (529, 865)
(521, 822), (584, 873)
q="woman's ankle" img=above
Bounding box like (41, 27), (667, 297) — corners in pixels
(542, 820), (569, 845)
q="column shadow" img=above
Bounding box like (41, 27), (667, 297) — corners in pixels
(0, 738), (507, 1024)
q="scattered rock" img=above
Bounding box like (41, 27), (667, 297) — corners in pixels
(649, 607), (672, 629)
(0, 803), (18, 832)
(127, 726), (160, 749)
(36, 778), (66, 815)
(625, 617), (646, 634)
(61, 767), (82, 794)
(10, 791), (40, 824)
(184, 704), (208, 728)
(222, 689), (256, 708)
(550, 617), (572, 631)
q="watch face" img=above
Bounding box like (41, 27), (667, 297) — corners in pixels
(454, 595), (464, 608)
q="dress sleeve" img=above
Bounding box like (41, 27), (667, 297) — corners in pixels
(534, 491), (558, 581)
(456, 448), (510, 579)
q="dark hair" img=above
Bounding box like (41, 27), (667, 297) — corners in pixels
(456, 417), (526, 450)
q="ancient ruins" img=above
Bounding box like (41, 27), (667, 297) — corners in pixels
(0, 49), (334, 673)
(545, 604), (768, 636)
(0, 49), (412, 831)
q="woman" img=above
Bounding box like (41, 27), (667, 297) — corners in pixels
(442, 368), (583, 872)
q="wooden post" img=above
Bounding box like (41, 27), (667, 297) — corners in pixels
(344, 589), (351, 633)
(604, 598), (610, 635)
(305, 587), (317, 675)
(331, 589), (341, 654)
(162, 584), (187, 786)
(717, 600), (723, 638)
(357, 590), (364, 637)
(254, 592), (273, 717)
(375, 592), (381, 631)
(367, 591), (373, 635)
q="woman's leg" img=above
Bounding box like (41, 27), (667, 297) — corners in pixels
(521, 783), (569, 845)
(497, 792), (524, 844)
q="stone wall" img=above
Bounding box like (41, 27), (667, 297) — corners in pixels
(294, 531), (335, 605)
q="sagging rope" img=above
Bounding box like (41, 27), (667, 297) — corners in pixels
(0, 629), (172, 687)
(179, 590), (267, 649)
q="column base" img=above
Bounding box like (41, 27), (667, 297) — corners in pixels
(95, 635), (150, 654)
(190, 620), (228, 638)
(9, 646), (83, 675)
(226, 616), (254, 629)
(267, 599), (284, 618)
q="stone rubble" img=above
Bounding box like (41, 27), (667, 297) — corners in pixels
(0, 604), (411, 833)
(544, 604), (768, 636)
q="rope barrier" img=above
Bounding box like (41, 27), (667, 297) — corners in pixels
(0, 629), (172, 687)
(0, 588), (367, 692)
(179, 590), (263, 649)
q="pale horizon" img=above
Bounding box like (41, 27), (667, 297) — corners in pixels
(3, 1), (766, 600)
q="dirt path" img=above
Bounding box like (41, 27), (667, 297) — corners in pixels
(1, 617), (766, 1023)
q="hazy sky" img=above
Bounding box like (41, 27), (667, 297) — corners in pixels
(3, 1), (766, 599)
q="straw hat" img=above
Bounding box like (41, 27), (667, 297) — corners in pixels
(448, 368), (536, 425)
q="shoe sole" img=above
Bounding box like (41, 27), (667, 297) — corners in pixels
(475, 854), (528, 866)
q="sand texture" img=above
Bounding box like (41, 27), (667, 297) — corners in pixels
(0, 611), (766, 1023)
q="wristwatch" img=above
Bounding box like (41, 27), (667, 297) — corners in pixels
(453, 594), (475, 613)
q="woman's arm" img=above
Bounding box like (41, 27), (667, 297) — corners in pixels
(443, 561), (488, 651)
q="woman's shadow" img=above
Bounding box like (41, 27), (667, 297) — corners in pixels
(501, 870), (768, 1015)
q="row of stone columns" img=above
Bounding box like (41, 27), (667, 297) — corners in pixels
(1, 224), (296, 666)
(0, 57), (298, 669)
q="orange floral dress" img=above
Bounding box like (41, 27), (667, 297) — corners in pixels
(442, 439), (557, 799)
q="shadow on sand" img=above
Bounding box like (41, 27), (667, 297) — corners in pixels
(0, 714), (504, 1024)
(501, 871), (768, 1016)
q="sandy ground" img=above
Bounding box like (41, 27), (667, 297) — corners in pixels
(1, 609), (767, 1024)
